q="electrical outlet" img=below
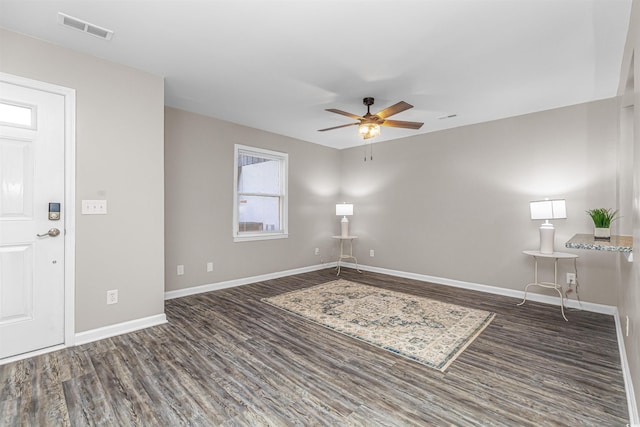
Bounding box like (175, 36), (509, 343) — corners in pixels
(207, 262), (213, 272)
(177, 265), (184, 276)
(106, 289), (118, 305)
(370, 249), (375, 257)
(314, 248), (320, 256)
(566, 273), (576, 285)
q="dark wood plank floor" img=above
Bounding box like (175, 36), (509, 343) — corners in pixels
(0, 268), (629, 426)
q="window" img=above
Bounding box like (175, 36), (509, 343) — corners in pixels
(0, 101), (36, 129)
(233, 144), (288, 242)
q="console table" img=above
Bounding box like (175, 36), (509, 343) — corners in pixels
(518, 250), (578, 321)
(332, 235), (361, 275)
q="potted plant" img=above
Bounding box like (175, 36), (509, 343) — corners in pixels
(586, 208), (619, 240)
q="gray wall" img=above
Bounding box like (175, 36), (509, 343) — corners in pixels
(0, 29), (165, 333)
(164, 107), (340, 291)
(341, 99), (620, 305)
(167, 98), (622, 305)
(618, 0), (640, 414)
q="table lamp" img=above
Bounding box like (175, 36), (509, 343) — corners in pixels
(336, 203), (354, 237)
(529, 199), (567, 254)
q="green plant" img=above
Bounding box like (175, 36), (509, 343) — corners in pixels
(586, 208), (619, 228)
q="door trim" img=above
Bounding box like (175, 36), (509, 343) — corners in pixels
(0, 72), (76, 360)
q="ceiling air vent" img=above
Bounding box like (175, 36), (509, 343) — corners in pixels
(57, 13), (113, 41)
(438, 114), (458, 120)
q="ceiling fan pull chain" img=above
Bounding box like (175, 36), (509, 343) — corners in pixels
(370, 141), (373, 161)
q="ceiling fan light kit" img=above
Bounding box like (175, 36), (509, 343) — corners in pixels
(358, 122), (380, 139)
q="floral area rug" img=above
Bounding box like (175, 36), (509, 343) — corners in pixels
(262, 279), (495, 372)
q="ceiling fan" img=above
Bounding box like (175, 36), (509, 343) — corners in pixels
(318, 97), (424, 140)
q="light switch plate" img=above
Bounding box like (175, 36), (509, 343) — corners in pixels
(82, 199), (107, 214)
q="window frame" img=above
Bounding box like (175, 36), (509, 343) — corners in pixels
(233, 144), (288, 242)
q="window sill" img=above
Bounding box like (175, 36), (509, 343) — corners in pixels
(233, 233), (289, 243)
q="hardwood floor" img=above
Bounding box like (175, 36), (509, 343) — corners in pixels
(0, 268), (629, 426)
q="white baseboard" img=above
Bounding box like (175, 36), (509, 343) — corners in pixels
(343, 262), (617, 315)
(74, 313), (167, 346)
(1, 314), (168, 365)
(614, 308), (640, 425)
(164, 262), (336, 300)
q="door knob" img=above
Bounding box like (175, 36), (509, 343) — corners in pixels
(37, 228), (61, 238)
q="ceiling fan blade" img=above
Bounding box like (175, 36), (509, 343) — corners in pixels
(318, 122), (359, 132)
(375, 101), (413, 119)
(381, 119), (424, 130)
(325, 109), (363, 120)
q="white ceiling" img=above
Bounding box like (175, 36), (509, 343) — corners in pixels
(0, 0), (632, 149)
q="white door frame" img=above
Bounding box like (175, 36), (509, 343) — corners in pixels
(0, 72), (76, 360)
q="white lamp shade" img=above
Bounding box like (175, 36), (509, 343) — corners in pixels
(336, 203), (353, 216)
(529, 199), (566, 220)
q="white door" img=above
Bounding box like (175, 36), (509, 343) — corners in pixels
(0, 80), (66, 358)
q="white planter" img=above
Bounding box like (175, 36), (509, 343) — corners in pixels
(594, 227), (611, 240)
